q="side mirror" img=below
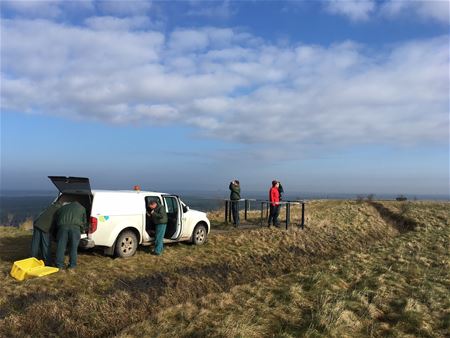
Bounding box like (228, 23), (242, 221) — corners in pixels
(183, 205), (189, 213)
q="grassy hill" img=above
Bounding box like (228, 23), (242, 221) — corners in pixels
(0, 200), (448, 337)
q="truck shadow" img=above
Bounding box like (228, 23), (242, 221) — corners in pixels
(368, 202), (424, 233)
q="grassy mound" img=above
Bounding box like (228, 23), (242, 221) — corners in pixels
(0, 200), (448, 337)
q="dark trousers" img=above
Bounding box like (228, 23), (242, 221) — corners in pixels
(31, 227), (51, 265)
(231, 200), (240, 225)
(268, 204), (280, 226)
(154, 223), (167, 255)
(56, 226), (81, 269)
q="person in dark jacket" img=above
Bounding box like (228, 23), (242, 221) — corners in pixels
(278, 181), (284, 201)
(229, 180), (241, 227)
(268, 180), (280, 227)
(148, 200), (168, 255)
(55, 201), (87, 269)
(31, 201), (62, 265)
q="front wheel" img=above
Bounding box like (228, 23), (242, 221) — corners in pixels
(115, 230), (138, 258)
(191, 223), (207, 245)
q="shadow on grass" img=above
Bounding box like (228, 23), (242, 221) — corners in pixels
(0, 234), (32, 263)
(369, 202), (424, 233)
(0, 244), (313, 321)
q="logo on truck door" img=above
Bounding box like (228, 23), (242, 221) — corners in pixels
(99, 216), (110, 222)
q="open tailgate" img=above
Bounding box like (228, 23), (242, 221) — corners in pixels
(48, 176), (92, 195)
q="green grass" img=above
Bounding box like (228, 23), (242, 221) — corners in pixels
(0, 200), (448, 337)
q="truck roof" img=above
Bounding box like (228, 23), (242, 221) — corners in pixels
(92, 189), (167, 195)
(49, 176), (172, 197)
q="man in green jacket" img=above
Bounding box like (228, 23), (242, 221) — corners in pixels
(31, 201), (62, 265)
(147, 200), (168, 256)
(229, 180), (241, 227)
(54, 201), (87, 269)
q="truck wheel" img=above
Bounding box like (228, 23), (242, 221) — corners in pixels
(192, 223), (207, 245)
(115, 230), (138, 258)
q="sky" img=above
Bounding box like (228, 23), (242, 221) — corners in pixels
(0, 0), (449, 196)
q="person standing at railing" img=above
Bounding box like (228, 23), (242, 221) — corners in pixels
(278, 181), (284, 200)
(229, 180), (241, 227)
(268, 180), (280, 228)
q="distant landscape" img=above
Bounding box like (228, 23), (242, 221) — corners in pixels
(1, 190), (448, 226)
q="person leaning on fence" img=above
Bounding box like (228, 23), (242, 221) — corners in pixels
(55, 201), (87, 270)
(268, 180), (281, 228)
(147, 200), (168, 256)
(31, 201), (62, 265)
(229, 179), (241, 227)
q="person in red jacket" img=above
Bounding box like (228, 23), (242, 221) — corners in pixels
(268, 180), (280, 227)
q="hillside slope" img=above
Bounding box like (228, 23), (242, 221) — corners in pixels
(0, 201), (448, 337)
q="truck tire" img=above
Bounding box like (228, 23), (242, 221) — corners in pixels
(192, 223), (207, 245)
(115, 230), (138, 258)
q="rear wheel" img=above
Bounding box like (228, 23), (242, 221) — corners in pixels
(115, 230), (138, 258)
(192, 223), (207, 245)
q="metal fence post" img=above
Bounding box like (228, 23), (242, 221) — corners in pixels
(224, 200), (229, 223)
(260, 201), (264, 226)
(286, 202), (290, 230)
(301, 202), (305, 229)
(244, 199), (249, 220)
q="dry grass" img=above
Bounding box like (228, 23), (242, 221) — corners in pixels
(0, 200), (448, 337)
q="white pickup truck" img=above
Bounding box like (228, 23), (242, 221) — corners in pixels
(49, 176), (210, 257)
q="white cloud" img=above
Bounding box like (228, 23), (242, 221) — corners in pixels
(1, 0), (63, 18)
(1, 19), (448, 154)
(381, 0), (449, 24)
(325, 0), (376, 21)
(324, 0), (449, 24)
(169, 29), (210, 51)
(84, 15), (151, 31)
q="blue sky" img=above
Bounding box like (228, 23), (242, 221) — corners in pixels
(1, 0), (449, 196)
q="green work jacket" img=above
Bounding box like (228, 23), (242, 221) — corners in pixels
(34, 202), (62, 233)
(55, 201), (87, 233)
(151, 204), (168, 225)
(229, 183), (241, 200)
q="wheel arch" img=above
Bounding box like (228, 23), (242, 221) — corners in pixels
(195, 220), (209, 233)
(117, 226), (141, 244)
(190, 221), (209, 244)
(106, 225), (142, 247)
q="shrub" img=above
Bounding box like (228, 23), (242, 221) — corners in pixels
(19, 218), (33, 231)
(367, 194), (375, 202)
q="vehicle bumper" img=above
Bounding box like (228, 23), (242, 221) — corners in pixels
(79, 238), (95, 249)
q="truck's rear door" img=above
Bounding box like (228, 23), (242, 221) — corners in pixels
(48, 176), (91, 195)
(48, 176), (92, 239)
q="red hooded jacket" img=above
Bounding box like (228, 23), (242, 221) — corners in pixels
(269, 187), (280, 206)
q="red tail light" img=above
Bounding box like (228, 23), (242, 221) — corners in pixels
(89, 217), (98, 234)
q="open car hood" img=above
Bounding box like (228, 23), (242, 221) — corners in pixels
(48, 176), (91, 195)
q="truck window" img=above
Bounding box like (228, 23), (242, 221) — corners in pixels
(164, 196), (177, 213)
(163, 196), (180, 239)
(145, 196), (161, 207)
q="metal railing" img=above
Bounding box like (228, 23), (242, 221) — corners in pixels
(224, 199), (306, 230)
(224, 199), (257, 223)
(259, 200), (306, 230)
